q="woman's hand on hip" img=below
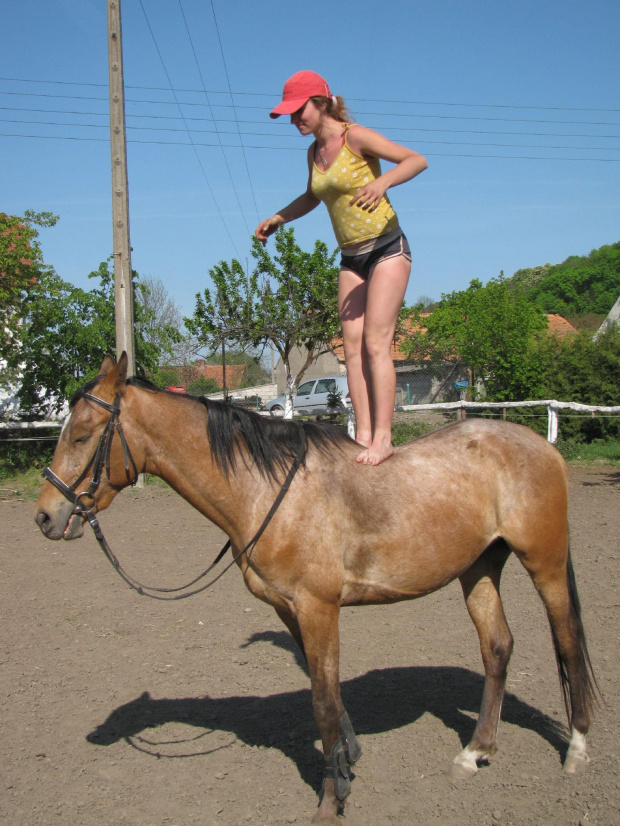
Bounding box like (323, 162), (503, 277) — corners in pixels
(349, 179), (387, 212)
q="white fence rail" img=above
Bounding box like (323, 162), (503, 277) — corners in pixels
(2, 400), (620, 444)
(395, 400), (620, 443)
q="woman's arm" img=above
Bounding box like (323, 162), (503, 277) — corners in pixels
(255, 147), (320, 244)
(346, 125), (428, 212)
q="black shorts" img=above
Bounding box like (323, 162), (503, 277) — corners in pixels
(340, 231), (411, 280)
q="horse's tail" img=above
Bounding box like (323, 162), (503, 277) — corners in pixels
(550, 543), (599, 724)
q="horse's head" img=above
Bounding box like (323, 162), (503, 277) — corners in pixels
(35, 353), (134, 540)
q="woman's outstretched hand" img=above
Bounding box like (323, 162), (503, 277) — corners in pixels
(255, 216), (283, 245)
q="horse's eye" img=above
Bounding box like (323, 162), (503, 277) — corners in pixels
(72, 435), (91, 445)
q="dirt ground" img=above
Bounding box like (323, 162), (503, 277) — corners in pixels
(1, 466), (619, 826)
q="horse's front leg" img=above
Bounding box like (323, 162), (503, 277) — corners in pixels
(294, 593), (356, 824)
(275, 604), (308, 661)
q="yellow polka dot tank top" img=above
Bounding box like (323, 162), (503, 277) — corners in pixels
(310, 125), (399, 249)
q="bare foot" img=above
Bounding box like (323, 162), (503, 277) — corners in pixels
(355, 446), (369, 464)
(354, 431), (372, 464)
(361, 437), (394, 466)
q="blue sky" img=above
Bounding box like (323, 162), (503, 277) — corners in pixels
(2, 0), (619, 319)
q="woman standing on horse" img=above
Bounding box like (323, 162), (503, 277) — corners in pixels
(255, 70), (428, 465)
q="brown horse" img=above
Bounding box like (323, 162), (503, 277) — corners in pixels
(35, 354), (597, 824)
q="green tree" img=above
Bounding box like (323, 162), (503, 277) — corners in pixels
(403, 274), (549, 402)
(9, 261), (164, 415)
(135, 274), (184, 362)
(0, 211), (58, 383)
(187, 228), (340, 417)
(510, 242), (620, 318)
(539, 326), (620, 441)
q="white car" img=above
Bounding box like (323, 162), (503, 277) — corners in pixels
(265, 376), (351, 415)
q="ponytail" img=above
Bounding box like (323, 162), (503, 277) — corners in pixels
(310, 94), (354, 123)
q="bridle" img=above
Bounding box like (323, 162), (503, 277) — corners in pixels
(43, 392), (139, 512)
(43, 390), (306, 600)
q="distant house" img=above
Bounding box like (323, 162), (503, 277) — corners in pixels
(193, 359), (245, 390)
(164, 359), (245, 392)
(547, 314), (578, 338)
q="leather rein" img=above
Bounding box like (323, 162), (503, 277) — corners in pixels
(43, 391), (306, 601)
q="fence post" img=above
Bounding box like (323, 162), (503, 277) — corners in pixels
(547, 402), (559, 444)
(346, 408), (356, 440)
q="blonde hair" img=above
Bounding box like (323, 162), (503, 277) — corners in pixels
(310, 94), (354, 123)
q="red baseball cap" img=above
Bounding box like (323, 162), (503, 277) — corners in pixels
(270, 70), (333, 119)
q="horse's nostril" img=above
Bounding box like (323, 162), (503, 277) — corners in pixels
(35, 510), (50, 530)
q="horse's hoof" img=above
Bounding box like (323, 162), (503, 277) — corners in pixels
(448, 760), (478, 781)
(564, 753), (590, 775)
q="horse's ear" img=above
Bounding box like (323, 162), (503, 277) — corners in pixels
(98, 354), (117, 375)
(115, 352), (129, 391)
(97, 352), (128, 397)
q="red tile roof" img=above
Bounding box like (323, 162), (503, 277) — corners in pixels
(546, 314), (578, 337)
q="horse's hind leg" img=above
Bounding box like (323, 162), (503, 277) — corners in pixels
(450, 540), (514, 780)
(518, 546), (597, 774)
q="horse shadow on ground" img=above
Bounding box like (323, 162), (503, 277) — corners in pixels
(580, 469), (620, 488)
(87, 631), (567, 792)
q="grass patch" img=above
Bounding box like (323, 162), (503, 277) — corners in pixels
(0, 464), (48, 501)
(0, 436), (55, 501)
(391, 420), (437, 445)
(554, 438), (620, 465)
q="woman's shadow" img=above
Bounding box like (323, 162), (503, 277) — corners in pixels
(86, 630), (567, 792)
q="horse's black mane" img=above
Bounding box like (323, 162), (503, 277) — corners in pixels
(72, 374), (354, 483)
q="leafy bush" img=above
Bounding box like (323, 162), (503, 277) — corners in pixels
(0, 430), (56, 477)
(153, 368), (182, 388)
(186, 376), (219, 396)
(540, 326), (620, 442)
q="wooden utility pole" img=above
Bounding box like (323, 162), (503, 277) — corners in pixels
(107, 0), (135, 372)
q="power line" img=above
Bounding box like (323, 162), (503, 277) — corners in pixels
(4, 104), (620, 141)
(4, 116), (619, 154)
(177, 0), (252, 238)
(2, 88), (620, 129)
(137, 0), (243, 259)
(4, 132), (620, 162)
(2, 76), (619, 161)
(2, 75), (620, 114)
(206, 0), (261, 223)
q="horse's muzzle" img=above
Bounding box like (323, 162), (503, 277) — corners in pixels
(35, 505), (85, 541)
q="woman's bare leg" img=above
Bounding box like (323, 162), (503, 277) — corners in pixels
(338, 269), (372, 452)
(361, 255), (411, 465)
